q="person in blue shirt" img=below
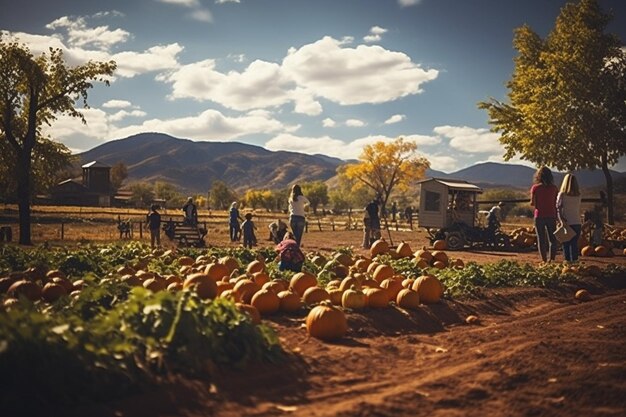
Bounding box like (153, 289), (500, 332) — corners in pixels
(229, 201), (243, 242)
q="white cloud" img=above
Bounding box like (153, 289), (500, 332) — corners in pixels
(323, 118), (336, 128)
(384, 114), (406, 124)
(398, 0), (422, 7)
(102, 100), (132, 109)
(112, 43), (184, 77)
(364, 26), (387, 43)
(282, 36), (438, 105)
(403, 134), (441, 147)
(215, 0), (240, 3)
(421, 153), (459, 173)
(434, 125), (503, 154)
(189, 9), (213, 22)
(160, 35), (438, 112)
(157, 0), (200, 7)
(160, 59), (293, 110)
(46, 16), (130, 50)
(111, 109), (296, 141)
(345, 119), (366, 127)
(227, 53), (246, 63)
(108, 109), (147, 122)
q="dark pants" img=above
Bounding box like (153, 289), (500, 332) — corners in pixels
(229, 222), (240, 241)
(534, 217), (557, 262)
(290, 215), (306, 247)
(562, 224), (581, 262)
(279, 260), (303, 272)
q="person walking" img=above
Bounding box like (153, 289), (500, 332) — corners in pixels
(229, 202), (243, 242)
(146, 204), (161, 249)
(530, 166), (558, 262)
(363, 197), (381, 248)
(557, 174), (582, 263)
(288, 184), (309, 247)
(241, 212), (257, 249)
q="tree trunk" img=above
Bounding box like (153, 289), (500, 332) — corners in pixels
(601, 154), (614, 225)
(16, 148), (32, 245)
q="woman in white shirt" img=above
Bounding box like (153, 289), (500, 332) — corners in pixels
(556, 174), (582, 262)
(288, 184), (309, 247)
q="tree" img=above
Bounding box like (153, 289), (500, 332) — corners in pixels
(339, 137), (430, 210)
(154, 181), (185, 207)
(0, 135), (74, 201)
(301, 181), (329, 214)
(128, 182), (154, 207)
(209, 180), (235, 210)
(0, 39), (116, 244)
(110, 162), (128, 191)
(478, 0), (626, 224)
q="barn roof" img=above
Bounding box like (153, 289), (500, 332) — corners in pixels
(416, 178), (483, 193)
(82, 161), (111, 169)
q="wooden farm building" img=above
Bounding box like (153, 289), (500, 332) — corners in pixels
(50, 161), (113, 206)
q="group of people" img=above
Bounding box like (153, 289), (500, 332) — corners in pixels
(530, 166), (582, 263)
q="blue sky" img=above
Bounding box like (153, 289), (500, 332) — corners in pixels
(1, 0), (625, 172)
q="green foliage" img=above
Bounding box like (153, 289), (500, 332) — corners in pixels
(210, 180), (237, 210)
(301, 181), (329, 214)
(478, 0), (626, 223)
(481, 188), (528, 219)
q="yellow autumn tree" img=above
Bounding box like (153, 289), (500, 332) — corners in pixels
(340, 137), (429, 210)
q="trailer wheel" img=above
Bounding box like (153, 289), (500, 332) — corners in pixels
(445, 231), (465, 251)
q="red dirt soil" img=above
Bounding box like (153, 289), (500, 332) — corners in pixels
(64, 229), (626, 417)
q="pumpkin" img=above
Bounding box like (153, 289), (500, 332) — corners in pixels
(310, 255), (327, 268)
(216, 281), (235, 295)
(121, 274), (141, 286)
(236, 303), (261, 324)
(328, 288), (344, 305)
(433, 239), (447, 250)
(431, 251), (449, 266)
(164, 275), (182, 286)
(339, 276), (361, 292)
(341, 286), (366, 310)
(117, 265), (136, 276)
(220, 289), (237, 301)
(452, 258), (465, 269)
(361, 278), (380, 288)
(575, 289), (591, 301)
(353, 258), (372, 273)
(396, 289), (420, 309)
(302, 287), (331, 305)
(401, 277), (416, 289)
(323, 261), (349, 279)
(594, 245), (609, 257)
(370, 238), (390, 257)
(143, 278), (167, 292)
(46, 269), (67, 280)
(41, 282), (67, 303)
(8, 280), (41, 301)
(333, 252), (354, 267)
(290, 271), (318, 296)
(251, 271), (270, 287)
(380, 278), (403, 301)
(432, 261), (447, 270)
(411, 274), (444, 304)
(219, 256), (240, 275)
(0, 277), (17, 293)
(465, 315), (480, 324)
(135, 270), (155, 281)
(167, 282), (183, 292)
(51, 277), (73, 293)
(395, 241), (413, 258)
(372, 264), (394, 283)
(246, 260), (265, 275)
(414, 258), (430, 269)
(326, 279), (342, 290)
(204, 263), (230, 282)
(251, 289), (280, 315)
(262, 280), (287, 293)
(580, 245), (594, 256)
(414, 249), (433, 264)
(177, 256), (195, 266)
(233, 279), (261, 304)
(277, 290), (302, 312)
(306, 303), (348, 341)
(366, 261), (381, 274)
(363, 287), (389, 308)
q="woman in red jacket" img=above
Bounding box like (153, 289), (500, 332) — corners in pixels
(530, 166), (558, 262)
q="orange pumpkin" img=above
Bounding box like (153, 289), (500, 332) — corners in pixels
(396, 288), (420, 309)
(380, 278), (403, 301)
(41, 282), (67, 303)
(414, 249), (433, 264)
(306, 303), (348, 341)
(262, 280), (288, 293)
(580, 245), (594, 256)
(143, 278), (167, 292)
(251, 271), (270, 287)
(302, 287), (331, 305)
(372, 264), (394, 283)
(251, 289), (280, 315)
(218, 256), (240, 275)
(277, 290), (302, 312)
(8, 280), (41, 301)
(204, 263), (230, 282)
(236, 303), (261, 324)
(575, 289), (591, 301)
(290, 272), (318, 296)
(353, 258), (372, 273)
(363, 287), (389, 308)
(370, 239), (390, 257)
(341, 286), (366, 310)
(246, 260), (265, 275)
(233, 279), (261, 304)
(327, 288), (344, 305)
(433, 240), (447, 250)
(339, 276), (361, 292)
(395, 241), (413, 258)
(411, 274), (443, 304)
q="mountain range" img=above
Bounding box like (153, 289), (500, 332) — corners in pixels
(78, 132), (624, 193)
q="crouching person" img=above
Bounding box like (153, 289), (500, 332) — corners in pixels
(276, 232), (305, 272)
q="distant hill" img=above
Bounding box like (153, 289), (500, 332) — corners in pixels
(77, 133), (624, 193)
(437, 162), (625, 190)
(78, 133), (343, 193)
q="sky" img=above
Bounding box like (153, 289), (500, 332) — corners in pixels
(1, 0), (625, 173)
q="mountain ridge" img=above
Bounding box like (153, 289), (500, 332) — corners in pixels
(78, 133), (624, 193)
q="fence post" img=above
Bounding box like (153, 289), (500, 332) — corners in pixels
(331, 219), (335, 231)
(317, 218), (322, 231)
(61, 222), (65, 240)
(395, 220), (398, 231)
